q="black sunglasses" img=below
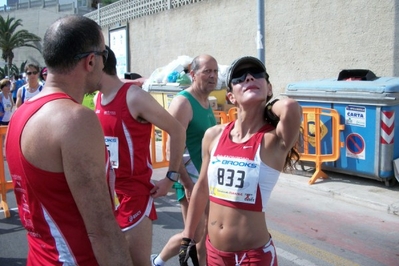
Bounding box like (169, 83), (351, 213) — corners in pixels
(74, 49), (109, 65)
(26, 71), (38, 76)
(231, 67), (267, 85)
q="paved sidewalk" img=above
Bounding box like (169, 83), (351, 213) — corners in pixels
(279, 170), (399, 215)
(152, 166), (399, 216)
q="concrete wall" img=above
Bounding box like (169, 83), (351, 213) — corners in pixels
(4, 0), (399, 94)
(266, 0), (399, 93)
(101, 0), (399, 94)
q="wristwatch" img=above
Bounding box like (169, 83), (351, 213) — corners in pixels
(166, 171), (180, 182)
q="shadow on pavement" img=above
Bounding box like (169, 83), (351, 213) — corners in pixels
(0, 258), (27, 266)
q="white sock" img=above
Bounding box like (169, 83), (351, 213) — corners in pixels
(154, 255), (166, 266)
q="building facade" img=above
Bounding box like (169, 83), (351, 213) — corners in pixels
(2, 0), (399, 94)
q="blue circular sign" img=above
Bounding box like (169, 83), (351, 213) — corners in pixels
(346, 133), (364, 154)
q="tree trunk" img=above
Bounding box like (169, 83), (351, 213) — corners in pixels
(7, 56), (12, 77)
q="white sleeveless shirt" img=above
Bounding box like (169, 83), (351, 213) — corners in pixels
(1, 93), (13, 122)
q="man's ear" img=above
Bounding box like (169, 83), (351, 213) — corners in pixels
(190, 70), (196, 82)
(84, 54), (96, 70)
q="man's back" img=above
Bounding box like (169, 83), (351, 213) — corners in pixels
(6, 93), (99, 265)
(5, 14), (133, 266)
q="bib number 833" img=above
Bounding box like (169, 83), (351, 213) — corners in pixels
(217, 168), (245, 188)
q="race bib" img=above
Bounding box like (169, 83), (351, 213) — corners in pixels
(105, 136), (119, 169)
(209, 157), (260, 204)
(4, 103), (11, 112)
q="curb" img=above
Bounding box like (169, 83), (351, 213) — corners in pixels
(278, 172), (399, 216)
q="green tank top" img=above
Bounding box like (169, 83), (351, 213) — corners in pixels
(179, 90), (216, 172)
(82, 92), (97, 110)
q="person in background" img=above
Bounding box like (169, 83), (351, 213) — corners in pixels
(95, 45), (186, 266)
(5, 15), (132, 266)
(16, 63), (43, 108)
(11, 74), (24, 104)
(0, 78), (14, 125)
(82, 91), (98, 110)
(83, 72), (144, 110)
(39, 67), (48, 85)
(179, 56), (302, 266)
(0, 78), (13, 159)
(152, 54), (218, 266)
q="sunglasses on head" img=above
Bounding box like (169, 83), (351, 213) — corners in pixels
(26, 71), (38, 76)
(231, 67), (267, 85)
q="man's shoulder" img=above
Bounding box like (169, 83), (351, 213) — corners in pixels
(48, 100), (99, 133)
(169, 93), (192, 111)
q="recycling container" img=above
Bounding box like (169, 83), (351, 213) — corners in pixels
(284, 69), (399, 186)
(147, 83), (187, 109)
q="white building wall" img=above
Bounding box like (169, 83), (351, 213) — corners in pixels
(102, 0), (398, 93)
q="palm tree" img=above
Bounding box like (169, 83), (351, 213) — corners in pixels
(0, 15), (41, 76)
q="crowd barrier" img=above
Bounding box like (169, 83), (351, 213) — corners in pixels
(0, 126), (12, 218)
(149, 108), (237, 169)
(150, 126), (170, 169)
(1, 107), (344, 218)
(213, 110), (229, 124)
(150, 106), (345, 186)
(300, 107), (345, 184)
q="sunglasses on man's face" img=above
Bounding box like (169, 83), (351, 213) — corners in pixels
(26, 71), (38, 76)
(74, 49), (109, 65)
(231, 67), (267, 85)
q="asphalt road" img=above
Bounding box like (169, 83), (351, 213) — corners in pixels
(1, 166), (398, 265)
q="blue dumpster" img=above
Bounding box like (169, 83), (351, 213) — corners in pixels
(284, 70), (399, 186)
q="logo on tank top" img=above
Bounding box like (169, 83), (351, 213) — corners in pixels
(245, 194), (254, 202)
(104, 110), (117, 115)
(211, 157), (221, 164)
(221, 160), (257, 168)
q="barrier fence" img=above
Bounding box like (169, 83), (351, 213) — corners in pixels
(300, 107), (345, 184)
(150, 125), (170, 169)
(1, 107), (345, 218)
(150, 106), (345, 186)
(0, 126), (12, 218)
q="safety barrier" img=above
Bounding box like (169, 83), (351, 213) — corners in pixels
(0, 126), (12, 218)
(300, 107), (345, 184)
(150, 125), (170, 169)
(149, 109), (233, 169)
(228, 107), (237, 121)
(213, 110), (229, 124)
(149, 107), (345, 185)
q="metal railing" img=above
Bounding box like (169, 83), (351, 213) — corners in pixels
(85, 0), (204, 28)
(0, 0), (93, 15)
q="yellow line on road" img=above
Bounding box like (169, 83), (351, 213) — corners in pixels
(270, 229), (360, 266)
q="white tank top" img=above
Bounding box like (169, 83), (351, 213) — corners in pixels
(22, 85), (42, 103)
(1, 93), (13, 122)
